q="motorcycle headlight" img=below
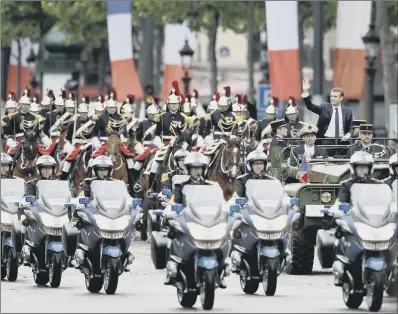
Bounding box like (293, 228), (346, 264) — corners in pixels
(187, 222), (227, 241)
(93, 214), (130, 231)
(193, 240), (222, 250)
(39, 212), (69, 228)
(321, 192), (332, 204)
(355, 222), (396, 242)
(251, 215), (287, 232)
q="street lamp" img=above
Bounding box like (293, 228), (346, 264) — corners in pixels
(362, 23), (380, 125)
(179, 39), (194, 95)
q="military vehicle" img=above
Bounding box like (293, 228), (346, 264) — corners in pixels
(269, 140), (392, 275)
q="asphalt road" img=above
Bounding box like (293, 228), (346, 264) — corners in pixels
(1, 241), (397, 313)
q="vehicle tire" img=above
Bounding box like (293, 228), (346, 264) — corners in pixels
(85, 275), (104, 293)
(200, 269), (216, 310)
(103, 257), (119, 295)
(6, 248), (18, 282)
(1, 265), (7, 280)
(49, 253), (62, 288)
(239, 269), (259, 294)
(342, 282), (363, 309)
(150, 232), (167, 270)
(33, 257), (49, 286)
(366, 270), (384, 312)
(285, 219), (315, 275)
(177, 288), (197, 308)
(263, 266), (277, 296)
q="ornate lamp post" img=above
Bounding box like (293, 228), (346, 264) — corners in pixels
(179, 39), (194, 95)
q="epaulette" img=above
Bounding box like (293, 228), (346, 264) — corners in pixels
(204, 113), (211, 121)
(161, 173), (170, 183)
(237, 174), (248, 179)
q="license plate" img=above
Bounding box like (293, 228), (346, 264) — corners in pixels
(305, 205), (326, 217)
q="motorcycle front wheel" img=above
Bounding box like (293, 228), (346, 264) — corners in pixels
(342, 282), (363, 309)
(200, 269), (216, 310)
(103, 257), (120, 295)
(263, 265), (277, 296)
(366, 270), (384, 312)
(239, 268), (259, 294)
(49, 252), (63, 288)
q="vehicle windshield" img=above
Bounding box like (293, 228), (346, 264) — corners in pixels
(246, 179), (285, 219)
(1, 178), (25, 214)
(182, 185), (226, 228)
(351, 183), (392, 228)
(90, 181), (131, 219)
(36, 181), (72, 216)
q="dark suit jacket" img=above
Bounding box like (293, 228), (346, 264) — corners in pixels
(289, 144), (328, 167)
(303, 95), (353, 138)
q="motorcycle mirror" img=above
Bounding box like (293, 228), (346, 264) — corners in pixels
(162, 189), (172, 197)
(64, 203), (75, 208)
(25, 196), (36, 204)
(79, 197), (90, 205)
(230, 205), (240, 213)
(149, 193), (158, 199)
(132, 198), (143, 208)
(290, 198), (300, 206)
(338, 203), (350, 213)
(171, 204), (183, 213)
(235, 198), (247, 207)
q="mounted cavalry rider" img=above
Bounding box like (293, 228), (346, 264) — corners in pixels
(5, 89), (40, 156)
(194, 93), (219, 146)
(1, 153), (17, 179)
(1, 92), (17, 142)
(232, 94), (248, 124)
(147, 81), (188, 191)
(40, 89), (55, 118)
(289, 124), (328, 167)
(120, 94), (136, 116)
(383, 153), (398, 187)
(284, 96), (305, 138)
(234, 150), (275, 198)
(29, 95), (45, 130)
(60, 99), (95, 180)
(82, 155), (115, 197)
(92, 100), (105, 121)
(256, 96), (279, 141)
(161, 149), (189, 190)
(24, 155), (58, 196)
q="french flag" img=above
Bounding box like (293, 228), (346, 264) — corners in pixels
(107, 0), (144, 99)
(296, 157), (310, 183)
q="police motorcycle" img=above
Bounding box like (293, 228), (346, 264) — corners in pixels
(20, 181), (73, 287)
(62, 180), (144, 294)
(229, 180), (300, 296)
(160, 184), (234, 310)
(1, 178), (25, 281)
(320, 184), (397, 312)
(386, 179), (397, 296)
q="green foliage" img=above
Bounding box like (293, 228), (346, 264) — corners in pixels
(388, 0), (398, 26)
(1, 1), (55, 45)
(300, 1), (338, 32)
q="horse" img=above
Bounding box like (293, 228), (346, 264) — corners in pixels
(103, 133), (129, 182)
(13, 130), (39, 181)
(207, 137), (241, 200)
(69, 146), (93, 197)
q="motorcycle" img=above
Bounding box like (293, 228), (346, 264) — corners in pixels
(1, 178), (25, 281)
(160, 184), (233, 310)
(21, 181), (73, 287)
(147, 188), (171, 235)
(229, 179), (300, 296)
(62, 180), (143, 295)
(329, 183), (397, 312)
(386, 179), (397, 297)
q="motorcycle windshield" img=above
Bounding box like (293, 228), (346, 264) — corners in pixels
(351, 183), (392, 228)
(1, 178), (25, 214)
(392, 180), (397, 203)
(182, 185), (227, 228)
(246, 179), (285, 219)
(36, 181), (72, 217)
(90, 181), (131, 219)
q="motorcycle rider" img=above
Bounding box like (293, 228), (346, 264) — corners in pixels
(383, 153), (398, 187)
(161, 149), (189, 190)
(234, 150), (275, 198)
(337, 151), (382, 204)
(81, 155), (115, 197)
(0, 153), (17, 179)
(24, 155), (58, 196)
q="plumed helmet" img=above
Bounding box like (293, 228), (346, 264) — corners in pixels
(218, 86), (231, 108)
(167, 81), (182, 105)
(5, 91), (17, 109)
(266, 97), (279, 114)
(146, 104), (160, 115)
(41, 90), (55, 106)
(19, 88), (31, 105)
(208, 93), (219, 111)
(349, 151), (374, 175)
(105, 99), (117, 108)
(65, 92), (76, 108)
(29, 102), (41, 113)
(78, 103), (89, 113)
(182, 95), (192, 114)
(285, 96), (297, 115)
(94, 102), (104, 112)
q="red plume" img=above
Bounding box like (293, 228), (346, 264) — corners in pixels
(171, 81), (181, 96)
(185, 94), (191, 102)
(223, 86), (231, 97)
(24, 87), (31, 97)
(83, 95), (90, 104)
(127, 94), (135, 104)
(48, 89), (55, 100)
(193, 89), (199, 98)
(32, 93), (40, 103)
(68, 92), (76, 101)
(289, 96), (296, 107)
(8, 91), (16, 100)
(98, 94), (105, 103)
(235, 94), (242, 104)
(272, 97), (279, 107)
(215, 93), (220, 102)
(180, 94), (185, 104)
(242, 94), (248, 104)
(61, 89), (67, 99)
(110, 89), (117, 100)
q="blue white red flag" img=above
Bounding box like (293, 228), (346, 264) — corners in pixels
(296, 158), (310, 183)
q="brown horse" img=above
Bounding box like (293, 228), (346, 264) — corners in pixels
(13, 131), (39, 181)
(70, 147), (92, 197)
(104, 134), (128, 182)
(207, 137), (241, 200)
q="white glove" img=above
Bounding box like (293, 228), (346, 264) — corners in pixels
(181, 142), (189, 150)
(71, 139), (77, 145)
(153, 136), (162, 149)
(341, 134), (350, 142)
(63, 141), (73, 155)
(196, 135), (205, 147)
(92, 137), (101, 149)
(120, 134), (128, 143)
(42, 136), (51, 148)
(134, 142), (145, 155)
(6, 138), (16, 148)
(264, 124), (272, 136)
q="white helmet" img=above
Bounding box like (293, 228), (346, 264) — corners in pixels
(105, 99), (117, 108)
(218, 86), (231, 108)
(78, 103), (89, 113)
(349, 151), (374, 175)
(121, 103), (134, 114)
(285, 97), (298, 115)
(94, 102), (104, 112)
(36, 155), (57, 175)
(167, 81), (182, 105)
(54, 96), (64, 107)
(184, 152), (207, 168)
(1, 153), (13, 165)
(266, 97), (278, 114)
(65, 100), (76, 109)
(41, 90), (54, 106)
(182, 97), (191, 114)
(6, 92), (17, 109)
(30, 102), (41, 113)
(92, 155), (114, 177)
(208, 94), (219, 112)
(146, 104), (159, 115)
(389, 153), (398, 176)
(246, 150), (268, 172)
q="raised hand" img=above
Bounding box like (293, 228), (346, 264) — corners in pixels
(302, 77), (311, 92)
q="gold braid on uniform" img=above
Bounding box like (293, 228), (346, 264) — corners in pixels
(170, 121), (187, 136)
(106, 117), (126, 133)
(81, 123), (95, 140)
(217, 117), (236, 134)
(20, 117), (39, 132)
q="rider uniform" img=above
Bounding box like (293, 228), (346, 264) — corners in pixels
(284, 97), (305, 138)
(383, 153), (398, 187)
(235, 151), (275, 198)
(81, 156), (115, 197)
(24, 155), (58, 196)
(40, 89), (55, 118)
(1, 92), (17, 142)
(256, 97), (278, 141)
(0, 153), (17, 179)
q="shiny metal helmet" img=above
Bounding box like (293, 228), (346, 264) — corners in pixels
(36, 155), (57, 175)
(5, 92), (17, 109)
(208, 94), (219, 112)
(218, 86), (231, 109)
(349, 151), (374, 175)
(92, 155), (114, 177)
(167, 81), (182, 105)
(246, 150), (268, 172)
(389, 153), (398, 175)
(78, 103), (89, 113)
(285, 97), (297, 115)
(1, 152), (13, 165)
(184, 152), (207, 168)
(94, 102), (104, 112)
(266, 97), (278, 114)
(146, 104), (160, 115)
(105, 99), (117, 108)
(19, 89), (31, 105)
(29, 101), (41, 113)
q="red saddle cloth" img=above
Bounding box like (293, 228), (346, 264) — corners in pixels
(4, 137), (23, 155)
(135, 146), (152, 161)
(66, 144), (83, 161)
(37, 138), (58, 155)
(92, 142), (136, 158)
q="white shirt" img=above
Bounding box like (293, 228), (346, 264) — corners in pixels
(324, 105), (344, 138)
(304, 144), (315, 156)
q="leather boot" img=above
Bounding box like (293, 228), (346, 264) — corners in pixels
(148, 173), (156, 191)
